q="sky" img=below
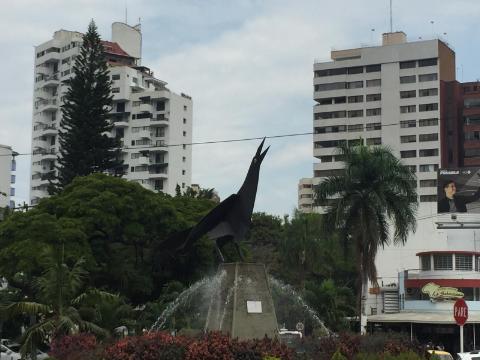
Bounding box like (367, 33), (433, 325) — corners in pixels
(2, 0), (480, 216)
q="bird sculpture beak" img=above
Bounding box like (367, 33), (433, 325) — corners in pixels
(260, 146), (270, 161)
(256, 137), (266, 157)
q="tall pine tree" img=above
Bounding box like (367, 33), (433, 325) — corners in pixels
(56, 20), (122, 190)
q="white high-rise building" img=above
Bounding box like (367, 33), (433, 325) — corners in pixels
(0, 144), (16, 209)
(30, 22), (192, 204)
(299, 32), (455, 212)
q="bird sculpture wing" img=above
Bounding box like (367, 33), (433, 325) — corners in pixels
(161, 194), (239, 253)
(180, 194), (239, 251)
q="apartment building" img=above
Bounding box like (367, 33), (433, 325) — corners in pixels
(30, 22), (192, 204)
(299, 31), (455, 212)
(0, 144), (16, 208)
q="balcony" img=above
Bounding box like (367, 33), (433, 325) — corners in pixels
(41, 125), (57, 136)
(148, 168), (168, 179)
(36, 99), (58, 112)
(130, 156), (150, 166)
(151, 114), (169, 126)
(36, 64), (51, 75)
(43, 74), (60, 88)
(139, 103), (151, 112)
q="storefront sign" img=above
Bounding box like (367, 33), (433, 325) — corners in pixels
(421, 282), (464, 301)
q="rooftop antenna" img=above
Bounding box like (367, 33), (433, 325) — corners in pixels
(430, 20), (434, 37)
(125, 2), (128, 24)
(389, 0), (393, 32)
(370, 28), (375, 43)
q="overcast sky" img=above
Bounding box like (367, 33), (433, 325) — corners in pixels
(2, 0), (480, 216)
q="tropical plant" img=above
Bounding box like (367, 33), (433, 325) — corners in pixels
(56, 20), (122, 190)
(315, 143), (417, 334)
(2, 245), (117, 357)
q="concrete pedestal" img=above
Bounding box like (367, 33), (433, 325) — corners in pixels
(205, 262), (279, 339)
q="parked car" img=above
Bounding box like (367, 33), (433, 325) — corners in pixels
(0, 339), (48, 360)
(457, 350), (480, 360)
(428, 349), (454, 360)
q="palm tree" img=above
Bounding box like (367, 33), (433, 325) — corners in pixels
(315, 143), (417, 334)
(2, 245), (117, 357)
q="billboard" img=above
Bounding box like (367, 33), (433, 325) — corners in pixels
(437, 168), (480, 214)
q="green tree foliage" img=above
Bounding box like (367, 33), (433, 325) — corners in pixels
(0, 174), (217, 305)
(56, 20), (122, 190)
(2, 245), (117, 357)
(315, 143), (417, 333)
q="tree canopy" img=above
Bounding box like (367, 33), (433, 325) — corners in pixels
(56, 20), (122, 190)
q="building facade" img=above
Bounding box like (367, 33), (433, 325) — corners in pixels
(301, 32), (480, 352)
(30, 22), (192, 204)
(0, 145), (16, 209)
(299, 32), (455, 211)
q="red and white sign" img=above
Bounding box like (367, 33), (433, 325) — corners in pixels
(454, 298), (468, 326)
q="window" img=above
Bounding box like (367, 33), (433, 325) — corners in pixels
(10, 175), (16, 184)
(400, 105), (416, 113)
(182, 170), (186, 175)
(419, 164), (439, 172)
(317, 96), (346, 105)
(419, 118), (438, 127)
(464, 116), (480, 125)
(183, 144), (186, 150)
(419, 149), (439, 157)
(434, 254), (453, 270)
(419, 133), (438, 142)
(420, 179), (437, 187)
(348, 95), (363, 103)
(421, 255), (431, 271)
(348, 109), (363, 118)
(366, 137), (381, 145)
(156, 101), (165, 111)
(183, 131), (187, 137)
(465, 131), (480, 140)
(314, 111), (347, 120)
(401, 150), (416, 158)
(366, 64), (381, 73)
(116, 102), (125, 112)
(366, 108), (381, 116)
(407, 165), (416, 173)
(400, 61), (416, 69)
(420, 195), (437, 202)
(400, 90), (416, 98)
(320, 156), (332, 162)
(366, 79), (381, 87)
(456, 255), (473, 271)
(314, 67), (347, 77)
(348, 66), (363, 74)
(419, 73), (438, 82)
(135, 113), (152, 119)
(315, 82), (346, 91)
(400, 120), (416, 128)
(315, 125), (346, 134)
(419, 58), (437, 67)
(419, 88), (438, 97)
(111, 87), (120, 94)
(346, 81), (363, 89)
(366, 93), (381, 102)
(183, 118), (187, 124)
(132, 101), (141, 107)
(400, 75), (416, 84)
(366, 123), (381, 131)
(184, 105), (187, 111)
(465, 149), (480, 158)
(464, 98), (480, 108)
(112, 74), (120, 80)
(400, 135), (416, 143)
(61, 57), (70, 64)
(419, 103), (438, 112)
(348, 124), (363, 132)
(315, 140), (346, 148)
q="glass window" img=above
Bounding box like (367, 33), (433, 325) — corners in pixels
(419, 88), (438, 97)
(348, 110), (363, 118)
(418, 58), (438, 67)
(348, 124), (363, 132)
(400, 120), (416, 128)
(419, 133), (438, 142)
(420, 195), (437, 202)
(400, 90), (416, 98)
(421, 255), (431, 271)
(401, 135), (416, 143)
(419, 103), (439, 112)
(400, 105), (416, 113)
(366, 64), (381, 73)
(366, 94), (381, 101)
(419, 118), (438, 127)
(348, 95), (364, 103)
(315, 82), (346, 91)
(366, 108), (381, 116)
(419, 149), (439, 157)
(420, 179), (437, 187)
(347, 81), (364, 89)
(366, 123), (381, 131)
(400, 75), (416, 84)
(366, 138), (381, 145)
(419, 73), (438, 82)
(401, 150), (416, 158)
(366, 79), (381, 87)
(419, 164), (439, 172)
(400, 61), (416, 69)
(456, 255), (473, 271)
(434, 254), (453, 270)
(347, 66), (363, 74)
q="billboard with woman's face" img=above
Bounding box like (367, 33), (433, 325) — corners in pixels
(437, 168), (480, 214)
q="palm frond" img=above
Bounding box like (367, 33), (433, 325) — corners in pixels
(20, 319), (56, 357)
(72, 288), (119, 306)
(1, 301), (51, 318)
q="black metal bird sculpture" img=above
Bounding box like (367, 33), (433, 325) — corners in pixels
(163, 138), (269, 262)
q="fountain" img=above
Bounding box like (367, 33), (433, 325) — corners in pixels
(152, 140), (330, 339)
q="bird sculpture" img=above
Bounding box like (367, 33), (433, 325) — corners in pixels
(163, 138), (269, 262)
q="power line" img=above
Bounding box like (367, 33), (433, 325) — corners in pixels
(0, 131), (314, 157)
